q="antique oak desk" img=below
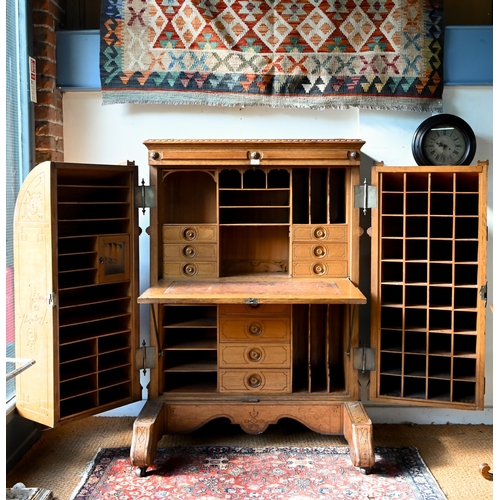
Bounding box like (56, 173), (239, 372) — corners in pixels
(14, 140), (488, 477)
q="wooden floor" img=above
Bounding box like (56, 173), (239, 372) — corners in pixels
(6, 416), (494, 500)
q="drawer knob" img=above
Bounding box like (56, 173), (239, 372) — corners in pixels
(247, 374), (262, 388)
(248, 348), (262, 362)
(149, 151), (160, 160)
(313, 245), (326, 258)
(313, 263), (326, 275)
(182, 263), (197, 277)
(248, 322), (262, 336)
(313, 227), (327, 239)
(183, 245), (196, 258)
(183, 227), (197, 241)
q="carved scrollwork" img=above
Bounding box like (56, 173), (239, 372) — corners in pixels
(243, 409), (267, 432)
(20, 173), (45, 222)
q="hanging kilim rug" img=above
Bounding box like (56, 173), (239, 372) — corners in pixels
(70, 446), (448, 499)
(99, 0), (444, 111)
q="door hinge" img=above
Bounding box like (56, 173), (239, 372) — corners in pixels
(354, 178), (377, 215)
(48, 292), (56, 308)
(135, 340), (157, 375)
(480, 284), (487, 302)
(135, 179), (155, 215)
(353, 345), (376, 375)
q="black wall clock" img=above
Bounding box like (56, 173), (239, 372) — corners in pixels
(411, 114), (476, 166)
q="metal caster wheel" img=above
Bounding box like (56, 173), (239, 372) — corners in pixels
(135, 466), (147, 477)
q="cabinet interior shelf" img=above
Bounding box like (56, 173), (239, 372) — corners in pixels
(163, 341), (217, 350)
(164, 363), (218, 372)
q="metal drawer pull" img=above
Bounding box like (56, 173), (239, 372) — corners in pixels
(248, 348), (262, 362)
(313, 263), (326, 275)
(247, 374), (262, 387)
(182, 263), (197, 276)
(313, 227), (327, 239)
(182, 227), (197, 240)
(182, 245), (196, 258)
(313, 245), (326, 258)
(248, 322), (262, 336)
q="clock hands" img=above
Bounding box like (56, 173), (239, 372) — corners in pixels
(435, 140), (448, 150)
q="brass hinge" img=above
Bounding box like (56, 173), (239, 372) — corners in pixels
(134, 179), (155, 215)
(480, 284), (487, 302)
(353, 345), (376, 375)
(135, 340), (157, 375)
(354, 178), (377, 215)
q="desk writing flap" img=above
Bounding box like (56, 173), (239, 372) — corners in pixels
(138, 278), (366, 305)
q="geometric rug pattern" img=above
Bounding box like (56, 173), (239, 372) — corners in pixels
(100, 0), (444, 110)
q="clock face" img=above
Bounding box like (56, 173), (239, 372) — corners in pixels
(422, 124), (467, 165)
(412, 114), (476, 166)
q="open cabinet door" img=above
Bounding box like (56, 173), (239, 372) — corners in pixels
(14, 161), (142, 427)
(369, 163), (488, 410)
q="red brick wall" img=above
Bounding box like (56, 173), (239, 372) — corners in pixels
(32, 0), (66, 163)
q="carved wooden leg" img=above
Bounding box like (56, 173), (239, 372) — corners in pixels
(343, 401), (374, 474)
(130, 400), (166, 477)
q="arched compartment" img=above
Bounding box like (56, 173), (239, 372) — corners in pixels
(162, 170), (217, 224)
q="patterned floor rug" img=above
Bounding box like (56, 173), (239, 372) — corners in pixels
(71, 446), (447, 499)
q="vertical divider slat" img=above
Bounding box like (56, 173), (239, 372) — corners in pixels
(401, 172), (406, 398)
(308, 304), (312, 393)
(326, 304), (331, 393)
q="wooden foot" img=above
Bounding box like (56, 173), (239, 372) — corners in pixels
(480, 463), (493, 481)
(130, 400), (166, 476)
(343, 402), (375, 472)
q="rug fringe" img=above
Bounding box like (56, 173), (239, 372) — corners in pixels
(101, 91), (443, 113)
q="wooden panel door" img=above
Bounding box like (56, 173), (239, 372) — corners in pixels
(369, 163), (488, 409)
(14, 161), (142, 427)
(14, 162), (56, 426)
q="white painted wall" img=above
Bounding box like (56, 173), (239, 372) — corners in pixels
(62, 87), (493, 423)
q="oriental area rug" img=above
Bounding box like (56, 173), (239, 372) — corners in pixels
(70, 445), (447, 499)
(100, 0), (444, 111)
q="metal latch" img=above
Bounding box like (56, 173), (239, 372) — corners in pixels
(48, 292), (56, 308)
(135, 179), (155, 215)
(248, 151), (262, 166)
(354, 178), (377, 215)
(246, 298), (259, 305)
(353, 345), (376, 374)
(480, 284), (487, 301)
(135, 340), (157, 375)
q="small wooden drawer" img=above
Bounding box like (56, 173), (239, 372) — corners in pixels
(219, 369), (291, 393)
(292, 243), (347, 260)
(163, 261), (217, 279)
(219, 318), (290, 342)
(163, 243), (217, 261)
(292, 261), (348, 277)
(219, 344), (291, 368)
(219, 304), (290, 316)
(163, 225), (217, 243)
(292, 225), (348, 242)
